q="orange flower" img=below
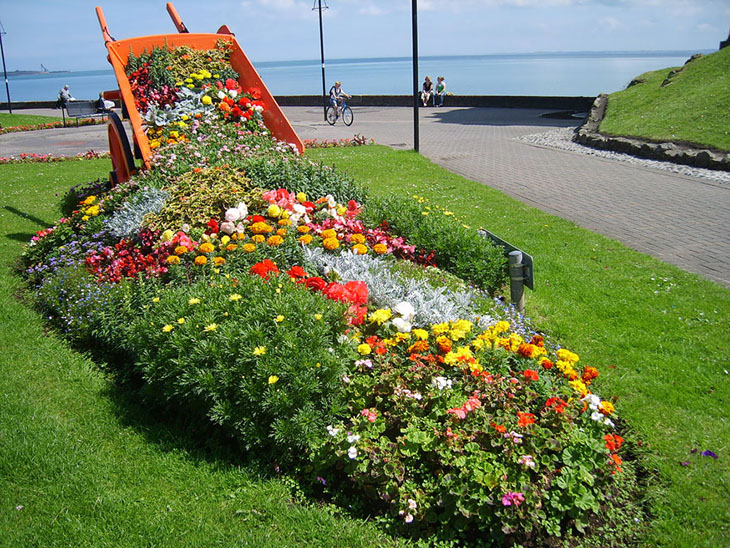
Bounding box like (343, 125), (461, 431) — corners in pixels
(194, 255), (208, 265)
(540, 358), (554, 369)
(226, 244), (238, 252)
(174, 245), (188, 255)
(252, 234), (265, 244)
(517, 343), (538, 359)
(517, 412), (536, 428)
(276, 228), (287, 236)
(250, 222), (273, 234)
(352, 243), (368, 255)
(321, 229), (337, 240)
(213, 256), (226, 266)
(373, 243), (388, 254)
(297, 225), (311, 234)
(408, 340), (429, 354)
(298, 234), (313, 245)
(267, 235), (284, 246)
(166, 255), (181, 265)
(604, 434), (624, 452)
(349, 233), (366, 244)
(582, 366), (599, 384)
(523, 369), (539, 382)
(323, 237), (339, 250)
(242, 243), (256, 253)
(199, 242), (215, 254)
(436, 336), (452, 354)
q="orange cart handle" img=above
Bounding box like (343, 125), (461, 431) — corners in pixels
(166, 2), (189, 33)
(95, 6), (115, 44)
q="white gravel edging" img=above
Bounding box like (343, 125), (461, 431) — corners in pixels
(516, 127), (730, 186)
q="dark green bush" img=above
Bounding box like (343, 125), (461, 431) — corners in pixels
(362, 195), (507, 292)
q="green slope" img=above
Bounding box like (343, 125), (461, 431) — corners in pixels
(599, 47), (730, 151)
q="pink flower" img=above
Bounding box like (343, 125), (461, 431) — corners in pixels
(501, 491), (525, 507)
(360, 408), (378, 422)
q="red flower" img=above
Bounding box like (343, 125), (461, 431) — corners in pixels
(540, 358), (554, 369)
(250, 215), (266, 223)
(523, 369), (539, 382)
(286, 266), (308, 279)
(206, 218), (219, 234)
(491, 422), (507, 433)
(604, 434), (624, 452)
(225, 78), (238, 90)
(249, 87), (262, 100)
(304, 276), (327, 291)
(545, 397), (568, 414)
(250, 259), (279, 280)
(517, 412), (536, 428)
(343, 280), (368, 305)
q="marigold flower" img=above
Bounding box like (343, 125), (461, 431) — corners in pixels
(226, 244), (238, 252)
(194, 255), (208, 265)
(349, 233), (366, 244)
(321, 229), (337, 240)
(166, 255), (181, 265)
(582, 366), (600, 384)
(242, 243), (256, 253)
(175, 245), (188, 255)
(408, 340), (429, 354)
(540, 358), (554, 369)
(351, 243), (367, 255)
(357, 343), (372, 355)
(599, 400), (615, 415)
(278, 219), (290, 226)
(252, 234), (265, 244)
(373, 243), (388, 254)
(369, 308), (392, 325)
(556, 348), (580, 364)
(267, 235), (284, 246)
(213, 256), (226, 266)
(199, 242), (215, 254)
(297, 225), (311, 234)
(276, 228), (287, 236)
(436, 335), (452, 354)
(250, 222), (273, 234)
(569, 379), (589, 396)
(298, 234), (313, 245)
(322, 237), (339, 250)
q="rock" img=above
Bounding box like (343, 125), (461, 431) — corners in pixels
(694, 150), (711, 168)
(684, 53), (703, 65)
(627, 77), (646, 88)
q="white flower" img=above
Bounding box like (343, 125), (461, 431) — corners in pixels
(347, 433), (360, 444)
(347, 446), (358, 459)
(603, 418), (615, 428)
(404, 514), (414, 523)
(229, 89), (238, 98)
(217, 90), (226, 100)
(342, 375), (351, 384)
(254, 105), (264, 113)
(408, 498), (417, 510)
(391, 317), (412, 333)
(225, 208), (241, 222)
(393, 301), (415, 322)
(326, 425), (339, 437)
(236, 202), (248, 218)
(518, 455), (536, 469)
(432, 376), (453, 390)
(582, 394), (601, 410)
(591, 411), (604, 422)
(220, 220), (235, 234)
(181, 223), (191, 233)
(325, 194), (337, 208)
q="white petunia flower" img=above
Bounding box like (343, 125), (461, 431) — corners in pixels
(432, 376), (453, 390)
(348, 446), (358, 459)
(391, 317), (412, 332)
(393, 301), (416, 322)
(347, 433), (360, 444)
(326, 425), (339, 437)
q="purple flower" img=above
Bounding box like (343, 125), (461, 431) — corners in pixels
(701, 450), (718, 459)
(680, 461), (690, 466)
(317, 476), (327, 486)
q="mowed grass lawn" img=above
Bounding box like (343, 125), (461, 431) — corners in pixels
(0, 112), (63, 127)
(2, 149), (729, 547)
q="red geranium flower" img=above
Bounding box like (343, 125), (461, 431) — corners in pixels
(517, 412), (536, 428)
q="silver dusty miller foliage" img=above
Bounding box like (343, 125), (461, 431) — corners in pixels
(105, 187), (169, 240)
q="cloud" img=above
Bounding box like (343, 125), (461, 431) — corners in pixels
(598, 16), (624, 31)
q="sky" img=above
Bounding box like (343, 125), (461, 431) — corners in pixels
(1, 0), (728, 72)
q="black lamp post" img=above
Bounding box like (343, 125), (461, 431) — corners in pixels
(411, 0), (418, 152)
(0, 21), (11, 114)
(313, 0), (328, 122)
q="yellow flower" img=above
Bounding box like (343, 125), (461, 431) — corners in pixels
(213, 256), (226, 266)
(188, 298), (201, 305)
(321, 229), (337, 240)
(600, 401), (615, 415)
(177, 318), (185, 324)
(160, 229), (174, 242)
(250, 222), (273, 234)
(569, 379), (589, 396)
(174, 245), (188, 255)
(314, 313), (323, 320)
(162, 324), (174, 332)
(204, 323), (218, 332)
(253, 346), (267, 356)
(267, 204), (282, 218)
(352, 243), (368, 255)
(556, 348), (580, 365)
(357, 343), (372, 355)
(336, 204), (347, 216)
(152, 297), (160, 303)
(85, 205), (100, 216)
(369, 308), (392, 325)
(202, 95), (213, 105)
(199, 242), (215, 254)
(229, 294), (242, 301)
(276, 228), (287, 236)
(226, 243), (238, 252)
(166, 255), (181, 265)
(323, 237), (339, 250)
(82, 195), (97, 205)
(275, 315), (285, 323)
(82, 215), (90, 221)
(349, 233), (366, 244)
(267, 235), (284, 247)
(277, 219), (290, 226)
(412, 328), (429, 340)
(252, 234), (266, 244)
(220, 235), (230, 245)
(373, 243), (388, 254)
(298, 234), (313, 245)
(268, 375), (279, 384)
(296, 192), (307, 203)
(194, 255), (208, 265)
(432, 323), (450, 335)
(242, 243), (256, 252)
(297, 225), (311, 234)
(494, 321), (510, 334)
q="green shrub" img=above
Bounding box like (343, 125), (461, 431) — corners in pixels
(362, 195), (507, 292)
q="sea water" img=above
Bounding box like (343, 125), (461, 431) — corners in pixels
(4, 51), (705, 103)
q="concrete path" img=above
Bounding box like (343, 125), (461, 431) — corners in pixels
(2, 106), (728, 287)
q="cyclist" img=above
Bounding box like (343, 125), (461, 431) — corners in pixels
(328, 81), (351, 118)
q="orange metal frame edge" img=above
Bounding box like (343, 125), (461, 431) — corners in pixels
(95, 5), (305, 173)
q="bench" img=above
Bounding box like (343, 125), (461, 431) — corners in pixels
(62, 100), (108, 127)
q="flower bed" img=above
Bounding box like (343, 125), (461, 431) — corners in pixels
(19, 42), (633, 546)
(0, 117), (107, 135)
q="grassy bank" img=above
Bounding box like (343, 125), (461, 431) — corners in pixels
(599, 46), (730, 151)
(0, 160), (399, 548)
(308, 146), (730, 548)
(0, 112), (63, 127)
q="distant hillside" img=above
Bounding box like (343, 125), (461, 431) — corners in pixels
(599, 46), (730, 151)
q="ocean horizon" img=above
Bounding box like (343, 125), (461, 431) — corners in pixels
(4, 50), (710, 103)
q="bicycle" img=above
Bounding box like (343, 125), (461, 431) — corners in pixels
(326, 98), (353, 126)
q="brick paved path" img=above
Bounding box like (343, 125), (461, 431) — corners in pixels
(2, 106), (728, 286)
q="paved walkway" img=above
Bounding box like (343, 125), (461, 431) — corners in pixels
(2, 106), (729, 287)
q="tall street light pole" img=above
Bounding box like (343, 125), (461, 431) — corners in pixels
(0, 21), (12, 114)
(411, 0), (418, 152)
(313, 0), (328, 122)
